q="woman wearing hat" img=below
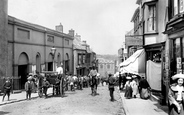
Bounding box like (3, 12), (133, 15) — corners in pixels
(168, 73), (184, 115)
(124, 76), (133, 99)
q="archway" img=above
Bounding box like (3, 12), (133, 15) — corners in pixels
(18, 52), (29, 89)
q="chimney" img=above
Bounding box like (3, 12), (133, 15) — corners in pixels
(55, 23), (63, 33)
(68, 29), (75, 37)
(75, 33), (81, 41)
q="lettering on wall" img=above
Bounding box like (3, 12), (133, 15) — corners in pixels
(47, 35), (54, 43)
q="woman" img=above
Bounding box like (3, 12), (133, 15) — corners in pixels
(168, 74), (184, 115)
(138, 76), (151, 99)
(130, 76), (139, 98)
(124, 76), (133, 99)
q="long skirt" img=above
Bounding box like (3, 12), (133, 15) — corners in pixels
(124, 85), (132, 99)
(169, 103), (184, 115)
(140, 88), (150, 99)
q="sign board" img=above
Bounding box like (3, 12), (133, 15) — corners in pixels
(125, 35), (143, 48)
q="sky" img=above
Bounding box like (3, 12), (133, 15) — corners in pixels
(8, 0), (138, 55)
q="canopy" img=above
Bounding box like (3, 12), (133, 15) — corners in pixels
(119, 49), (145, 77)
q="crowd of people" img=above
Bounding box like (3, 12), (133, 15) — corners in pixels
(119, 72), (151, 100)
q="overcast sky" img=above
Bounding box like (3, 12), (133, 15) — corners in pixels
(8, 0), (138, 55)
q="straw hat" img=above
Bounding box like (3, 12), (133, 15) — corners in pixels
(27, 76), (32, 80)
(172, 73), (184, 80)
(126, 76), (132, 80)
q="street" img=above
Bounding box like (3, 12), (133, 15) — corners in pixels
(0, 85), (125, 115)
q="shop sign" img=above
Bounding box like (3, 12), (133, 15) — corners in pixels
(125, 35), (143, 48)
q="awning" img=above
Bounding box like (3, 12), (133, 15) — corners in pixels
(119, 49), (145, 76)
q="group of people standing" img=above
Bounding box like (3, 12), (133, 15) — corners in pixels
(119, 73), (151, 100)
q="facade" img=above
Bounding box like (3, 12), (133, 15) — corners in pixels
(5, 16), (74, 90)
(97, 58), (115, 78)
(126, 0), (169, 104)
(73, 33), (97, 76)
(164, 0), (184, 97)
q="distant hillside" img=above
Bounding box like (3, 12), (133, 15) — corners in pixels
(96, 54), (118, 61)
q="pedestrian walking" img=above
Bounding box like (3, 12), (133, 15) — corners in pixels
(89, 66), (98, 96)
(138, 76), (151, 99)
(2, 78), (12, 101)
(130, 76), (139, 98)
(108, 74), (116, 102)
(168, 73), (184, 115)
(25, 76), (33, 100)
(42, 77), (50, 98)
(124, 76), (133, 99)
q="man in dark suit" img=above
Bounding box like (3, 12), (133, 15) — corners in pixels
(108, 74), (116, 102)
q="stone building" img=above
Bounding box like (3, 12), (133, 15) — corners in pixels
(73, 33), (97, 76)
(97, 58), (115, 78)
(0, 2), (74, 90)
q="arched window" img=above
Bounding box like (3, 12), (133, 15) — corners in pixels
(100, 64), (103, 69)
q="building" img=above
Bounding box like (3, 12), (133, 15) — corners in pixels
(97, 58), (115, 78)
(0, 2), (74, 90)
(124, 0), (169, 104)
(73, 33), (97, 76)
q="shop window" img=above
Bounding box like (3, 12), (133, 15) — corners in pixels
(148, 4), (156, 32)
(174, 38), (182, 73)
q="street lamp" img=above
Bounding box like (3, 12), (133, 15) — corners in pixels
(51, 47), (56, 71)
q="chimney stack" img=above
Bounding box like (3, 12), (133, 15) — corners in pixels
(55, 23), (63, 33)
(68, 29), (75, 37)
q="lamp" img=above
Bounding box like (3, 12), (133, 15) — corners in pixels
(51, 47), (56, 71)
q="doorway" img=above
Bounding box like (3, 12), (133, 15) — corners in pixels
(18, 65), (28, 89)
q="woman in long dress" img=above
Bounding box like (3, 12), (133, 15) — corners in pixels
(168, 74), (184, 115)
(124, 77), (133, 99)
(131, 77), (139, 98)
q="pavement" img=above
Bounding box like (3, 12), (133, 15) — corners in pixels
(0, 88), (53, 106)
(119, 89), (169, 115)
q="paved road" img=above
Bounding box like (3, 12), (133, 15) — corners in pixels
(0, 85), (125, 115)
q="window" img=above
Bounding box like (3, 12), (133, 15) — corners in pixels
(107, 64), (110, 69)
(82, 54), (86, 64)
(100, 64), (103, 69)
(148, 5), (156, 32)
(47, 35), (54, 43)
(78, 54), (82, 65)
(18, 28), (30, 39)
(173, 0), (184, 15)
(65, 39), (69, 45)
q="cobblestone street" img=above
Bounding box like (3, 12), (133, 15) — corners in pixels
(0, 85), (125, 115)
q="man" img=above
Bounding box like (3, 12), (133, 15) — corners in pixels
(25, 76), (33, 100)
(2, 78), (12, 101)
(89, 66), (98, 96)
(56, 63), (65, 97)
(108, 74), (116, 102)
(42, 78), (50, 98)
